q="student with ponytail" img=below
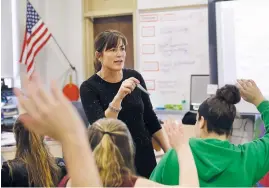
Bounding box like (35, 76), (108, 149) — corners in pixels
(59, 118), (199, 187)
(89, 119), (136, 187)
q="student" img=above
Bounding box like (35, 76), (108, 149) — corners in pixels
(15, 73), (199, 187)
(14, 73), (101, 187)
(1, 117), (66, 187)
(150, 80), (269, 187)
(59, 118), (199, 187)
(80, 29), (170, 178)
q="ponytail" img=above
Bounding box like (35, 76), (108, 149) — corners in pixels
(93, 134), (131, 187)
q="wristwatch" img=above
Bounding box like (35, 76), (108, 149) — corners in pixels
(108, 103), (122, 113)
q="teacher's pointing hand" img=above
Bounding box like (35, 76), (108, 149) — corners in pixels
(116, 77), (140, 100)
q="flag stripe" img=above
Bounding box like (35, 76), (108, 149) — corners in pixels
(27, 33), (51, 72)
(27, 62), (35, 78)
(25, 27), (49, 66)
(24, 26), (47, 66)
(26, 21), (44, 44)
(21, 21), (44, 65)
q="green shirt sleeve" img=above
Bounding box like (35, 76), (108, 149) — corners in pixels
(150, 151), (168, 183)
(150, 149), (179, 185)
(149, 158), (164, 183)
(241, 100), (269, 184)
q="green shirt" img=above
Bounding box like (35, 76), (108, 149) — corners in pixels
(150, 101), (269, 187)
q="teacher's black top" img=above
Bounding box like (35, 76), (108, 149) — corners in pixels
(80, 69), (161, 178)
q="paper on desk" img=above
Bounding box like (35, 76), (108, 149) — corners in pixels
(1, 132), (16, 146)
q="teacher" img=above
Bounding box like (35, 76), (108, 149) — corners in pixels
(80, 30), (170, 178)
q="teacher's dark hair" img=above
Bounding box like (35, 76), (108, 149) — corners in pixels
(198, 84), (241, 136)
(94, 30), (128, 73)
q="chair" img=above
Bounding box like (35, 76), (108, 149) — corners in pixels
(71, 101), (89, 127)
(182, 111), (197, 125)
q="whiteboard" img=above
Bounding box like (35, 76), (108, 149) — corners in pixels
(216, 0), (269, 114)
(137, 7), (209, 108)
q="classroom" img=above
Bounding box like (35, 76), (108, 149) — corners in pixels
(1, 0), (269, 187)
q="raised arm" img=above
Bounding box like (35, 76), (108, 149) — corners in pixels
(136, 72), (170, 152)
(237, 79), (269, 184)
(134, 120), (199, 187)
(164, 120), (199, 187)
(15, 74), (102, 187)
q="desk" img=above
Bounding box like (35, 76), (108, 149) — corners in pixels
(155, 109), (187, 121)
(1, 140), (63, 160)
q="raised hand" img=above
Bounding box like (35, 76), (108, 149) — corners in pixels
(14, 73), (85, 142)
(164, 119), (186, 150)
(237, 79), (265, 106)
(14, 73), (102, 187)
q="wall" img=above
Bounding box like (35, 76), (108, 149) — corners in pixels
(1, 0), (14, 78)
(84, 0), (135, 17)
(43, 0), (84, 87)
(16, 0), (84, 88)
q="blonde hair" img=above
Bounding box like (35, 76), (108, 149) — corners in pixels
(8, 116), (61, 187)
(88, 118), (135, 187)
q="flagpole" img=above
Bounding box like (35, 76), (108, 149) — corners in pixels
(51, 35), (78, 86)
(51, 35), (76, 71)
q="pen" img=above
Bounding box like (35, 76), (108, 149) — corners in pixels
(136, 84), (150, 95)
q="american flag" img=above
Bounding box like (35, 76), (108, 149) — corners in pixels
(19, 1), (51, 78)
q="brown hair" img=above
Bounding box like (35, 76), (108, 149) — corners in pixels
(7, 116), (61, 187)
(94, 30), (128, 72)
(88, 118), (135, 187)
(198, 84), (241, 136)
